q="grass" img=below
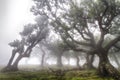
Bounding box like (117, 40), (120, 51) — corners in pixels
(0, 69), (114, 80)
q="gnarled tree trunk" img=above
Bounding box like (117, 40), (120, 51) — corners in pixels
(7, 50), (16, 67)
(98, 52), (120, 80)
(2, 50), (17, 72)
(2, 49), (32, 72)
(11, 54), (23, 71)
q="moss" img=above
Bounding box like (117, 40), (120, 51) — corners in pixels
(0, 70), (114, 80)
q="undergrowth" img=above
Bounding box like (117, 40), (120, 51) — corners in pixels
(0, 70), (114, 80)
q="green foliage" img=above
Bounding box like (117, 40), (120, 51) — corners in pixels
(20, 24), (34, 36)
(9, 39), (21, 47)
(27, 34), (37, 43)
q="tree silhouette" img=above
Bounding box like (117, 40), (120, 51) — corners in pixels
(3, 16), (49, 71)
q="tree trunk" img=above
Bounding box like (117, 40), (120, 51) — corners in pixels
(88, 54), (95, 69)
(75, 55), (81, 69)
(40, 47), (46, 68)
(98, 53), (120, 80)
(41, 53), (46, 67)
(2, 50), (17, 72)
(76, 56), (80, 67)
(7, 50), (16, 67)
(11, 54), (23, 71)
(57, 54), (63, 67)
(84, 54), (95, 69)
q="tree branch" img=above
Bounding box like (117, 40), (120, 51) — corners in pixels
(105, 36), (120, 51)
(61, 35), (89, 53)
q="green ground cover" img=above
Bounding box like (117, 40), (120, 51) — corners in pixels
(0, 70), (114, 80)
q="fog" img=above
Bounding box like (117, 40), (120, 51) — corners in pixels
(0, 0), (119, 68)
(0, 0), (35, 65)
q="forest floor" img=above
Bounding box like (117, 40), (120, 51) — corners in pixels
(0, 69), (114, 80)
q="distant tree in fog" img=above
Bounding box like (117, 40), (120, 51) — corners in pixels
(2, 16), (49, 71)
(40, 39), (69, 67)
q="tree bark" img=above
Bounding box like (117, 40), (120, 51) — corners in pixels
(11, 54), (23, 71)
(98, 52), (120, 80)
(6, 50), (16, 67)
(88, 54), (95, 69)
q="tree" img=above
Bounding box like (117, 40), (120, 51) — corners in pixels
(40, 47), (46, 67)
(35, 42), (47, 68)
(42, 40), (69, 67)
(67, 50), (82, 69)
(63, 50), (75, 66)
(31, 0), (120, 79)
(73, 51), (81, 69)
(84, 54), (95, 69)
(3, 16), (49, 71)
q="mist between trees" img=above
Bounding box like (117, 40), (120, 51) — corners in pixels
(1, 0), (120, 80)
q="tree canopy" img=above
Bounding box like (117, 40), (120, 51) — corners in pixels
(31, 0), (120, 79)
